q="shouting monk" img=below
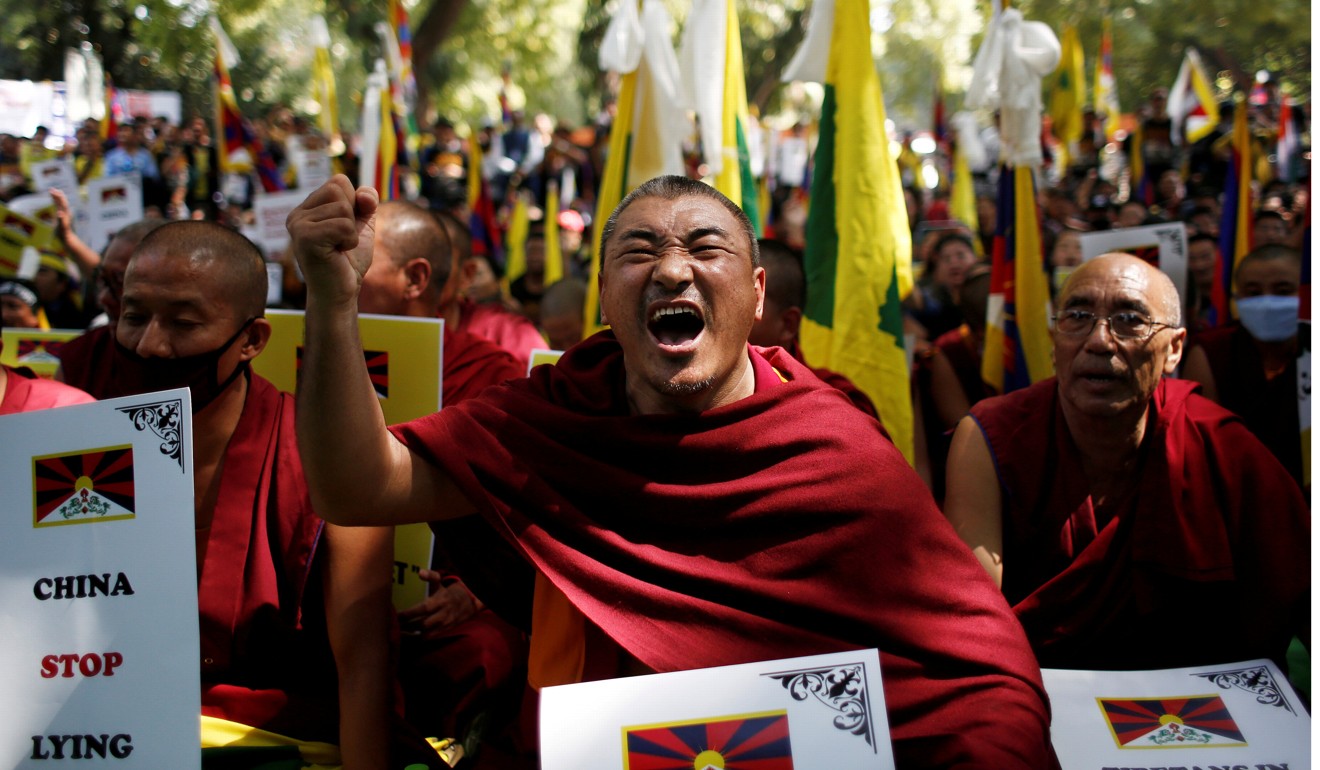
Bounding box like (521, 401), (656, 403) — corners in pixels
(944, 253), (1309, 671)
(288, 175), (1057, 768)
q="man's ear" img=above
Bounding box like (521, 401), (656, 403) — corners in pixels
(781, 306), (803, 346)
(403, 257), (432, 300)
(752, 266), (766, 322)
(1163, 328), (1187, 374)
(239, 318), (273, 362)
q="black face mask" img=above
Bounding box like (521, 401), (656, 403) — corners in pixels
(111, 319), (255, 413)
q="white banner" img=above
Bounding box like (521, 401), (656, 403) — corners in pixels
(0, 388), (199, 767)
(83, 175), (144, 254)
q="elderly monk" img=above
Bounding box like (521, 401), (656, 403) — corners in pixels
(288, 174), (1056, 768)
(748, 237), (880, 421)
(358, 200), (530, 746)
(114, 222), (432, 769)
(56, 218), (169, 396)
(943, 253), (1309, 671)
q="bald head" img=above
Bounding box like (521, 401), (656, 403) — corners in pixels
(376, 201), (455, 294)
(131, 221), (268, 320)
(1059, 253), (1183, 327)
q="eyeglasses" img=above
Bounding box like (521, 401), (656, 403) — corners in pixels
(1051, 309), (1178, 341)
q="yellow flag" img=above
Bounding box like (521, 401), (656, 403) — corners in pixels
(544, 183), (564, 287)
(1048, 25), (1085, 167)
(504, 194), (529, 290)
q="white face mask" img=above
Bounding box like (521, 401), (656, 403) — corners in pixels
(1235, 295), (1300, 342)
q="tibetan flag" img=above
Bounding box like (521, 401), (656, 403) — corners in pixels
(211, 16), (285, 192)
(1094, 17), (1121, 142)
(623, 712), (793, 770)
(950, 145), (981, 256)
(100, 75), (123, 144)
(1278, 97), (1300, 184)
(784, 0), (915, 464)
(1099, 696), (1246, 747)
(360, 60), (403, 201)
(982, 165), (1052, 394)
(1048, 24), (1085, 165)
(1211, 102), (1253, 325)
(1129, 121), (1153, 205)
(33, 446), (135, 527)
(466, 132), (503, 267)
(584, 0), (687, 336)
(504, 194), (530, 287)
(1168, 48), (1220, 145)
(680, 0), (760, 231)
(544, 183), (565, 287)
(309, 16), (340, 150)
(382, 0), (420, 152)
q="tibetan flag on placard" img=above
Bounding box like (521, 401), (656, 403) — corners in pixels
(544, 182), (565, 287)
(33, 446), (135, 527)
(782, 0), (915, 464)
(982, 165), (1052, 394)
(1099, 695), (1247, 747)
(1048, 24), (1085, 164)
(1168, 48), (1220, 145)
(295, 346), (390, 398)
(1094, 17), (1120, 142)
(584, 0), (687, 336)
(210, 16), (285, 192)
(680, 0), (760, 232)
(623, 712), (793, 769)
(309, 16), (340, 149)
(1211, 101), (1253, 325)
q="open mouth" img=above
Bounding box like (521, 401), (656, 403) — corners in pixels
(647, 303), (706, 353)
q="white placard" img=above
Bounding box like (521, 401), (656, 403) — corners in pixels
(1078, 222), (1190, 307)
(83, 174), (144, 254)
(296, 150), (331, 191)
(29, 158), (79, 195)
(540, 649), (893, 770)
(1043, 659), (1309, 769)
(250, 189), (307, 256)
(526, 347), (564, 375)
(0, 388), (200, 768)
(264, 262), (283, 307)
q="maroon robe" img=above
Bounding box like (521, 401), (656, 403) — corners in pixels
(57, 324), (118, 398)
(441, 327), (525, 405)
(0, 365), (94, 414)
(197, 373), (336, 741)
(786, 339), (881, 421)
(971, 377), (1309, 671)
(391, 331), (1056, 769)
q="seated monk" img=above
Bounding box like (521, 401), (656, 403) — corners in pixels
(943, 253), (1309, 671)
(1181, 244), (1306, 489)
(56, 219), (169, 396)
(287, 174), (1058, 768)
(114, 222), (438, 769)
(356, 199), (531, 750)
(747, 237), (880, 420)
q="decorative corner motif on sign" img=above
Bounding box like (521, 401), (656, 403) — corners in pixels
(765, 662), (875, 750)
(1193, 664), (1296, 715)
(117, 400), (184, 471)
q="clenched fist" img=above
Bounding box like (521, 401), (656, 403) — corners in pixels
(286, 175), (380, 309)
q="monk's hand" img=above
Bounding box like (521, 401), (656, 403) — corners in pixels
(286, 175), (379, 309)
(50, 188), (74, 242)
(398, 570), (482, 638)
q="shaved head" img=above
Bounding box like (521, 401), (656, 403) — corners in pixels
(131, 221), (268, 320)
(1060, 253), (1183, 327)
(376, 201), (455, 293)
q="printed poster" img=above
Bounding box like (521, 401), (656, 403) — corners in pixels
(541, 649), (894, 770)
(29, 158), (79, 195)
(250, 189), (309, 257)
(83, 175), (144, 255)
(0, 388), (200, 768)
(1077, 222), (1190, 306)
(527, 347), (564, 375)
(252, 309), (443, 609)
(1, 328), (84, 379)
(1043, 659), (1309, 769)
(0, 205), (56, 276)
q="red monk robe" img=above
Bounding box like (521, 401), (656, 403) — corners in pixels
(0, 364), (94, 414)
(57, 324), (118, 398)
(391, 332), (1057, 769)
(400, 327), (531, 743)
(454, 297), (546, 369)
(785, 339), (880, 421)
(970, 377), (1310, 671)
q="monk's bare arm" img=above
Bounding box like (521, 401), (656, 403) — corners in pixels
(288, 176), (475, 525)
(323, 523), (392, 770)
(1179, 345), (1219, 403)
(942, 416), (1005, 588)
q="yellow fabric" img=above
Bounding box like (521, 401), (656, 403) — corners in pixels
(1228, 104), (1252, 275)
(312, 25), (340, 145)
(544, 184), (564, 286)
(1013, 165), (1054, 384)
(1184, 49), (1221, 144)
(584, 69), (638, 337)
(950, 147), (981, 256)
(504, 195), (530, 289)
(711, 0), (750, 209)
(466, 131), (483, 210)
(1048, 25), (1085, 167)
(1093, 17), (1121, 141)
(528, 571), (586, 690)
(200, 715), (341, 769)
(797, 0), (914, 464)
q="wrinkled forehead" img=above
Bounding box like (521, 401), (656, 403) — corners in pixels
(1058, 260), (1163, 313)
(609, 195), (747, 254)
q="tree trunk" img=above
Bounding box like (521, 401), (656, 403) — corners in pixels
(411, 0), (470, 124)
